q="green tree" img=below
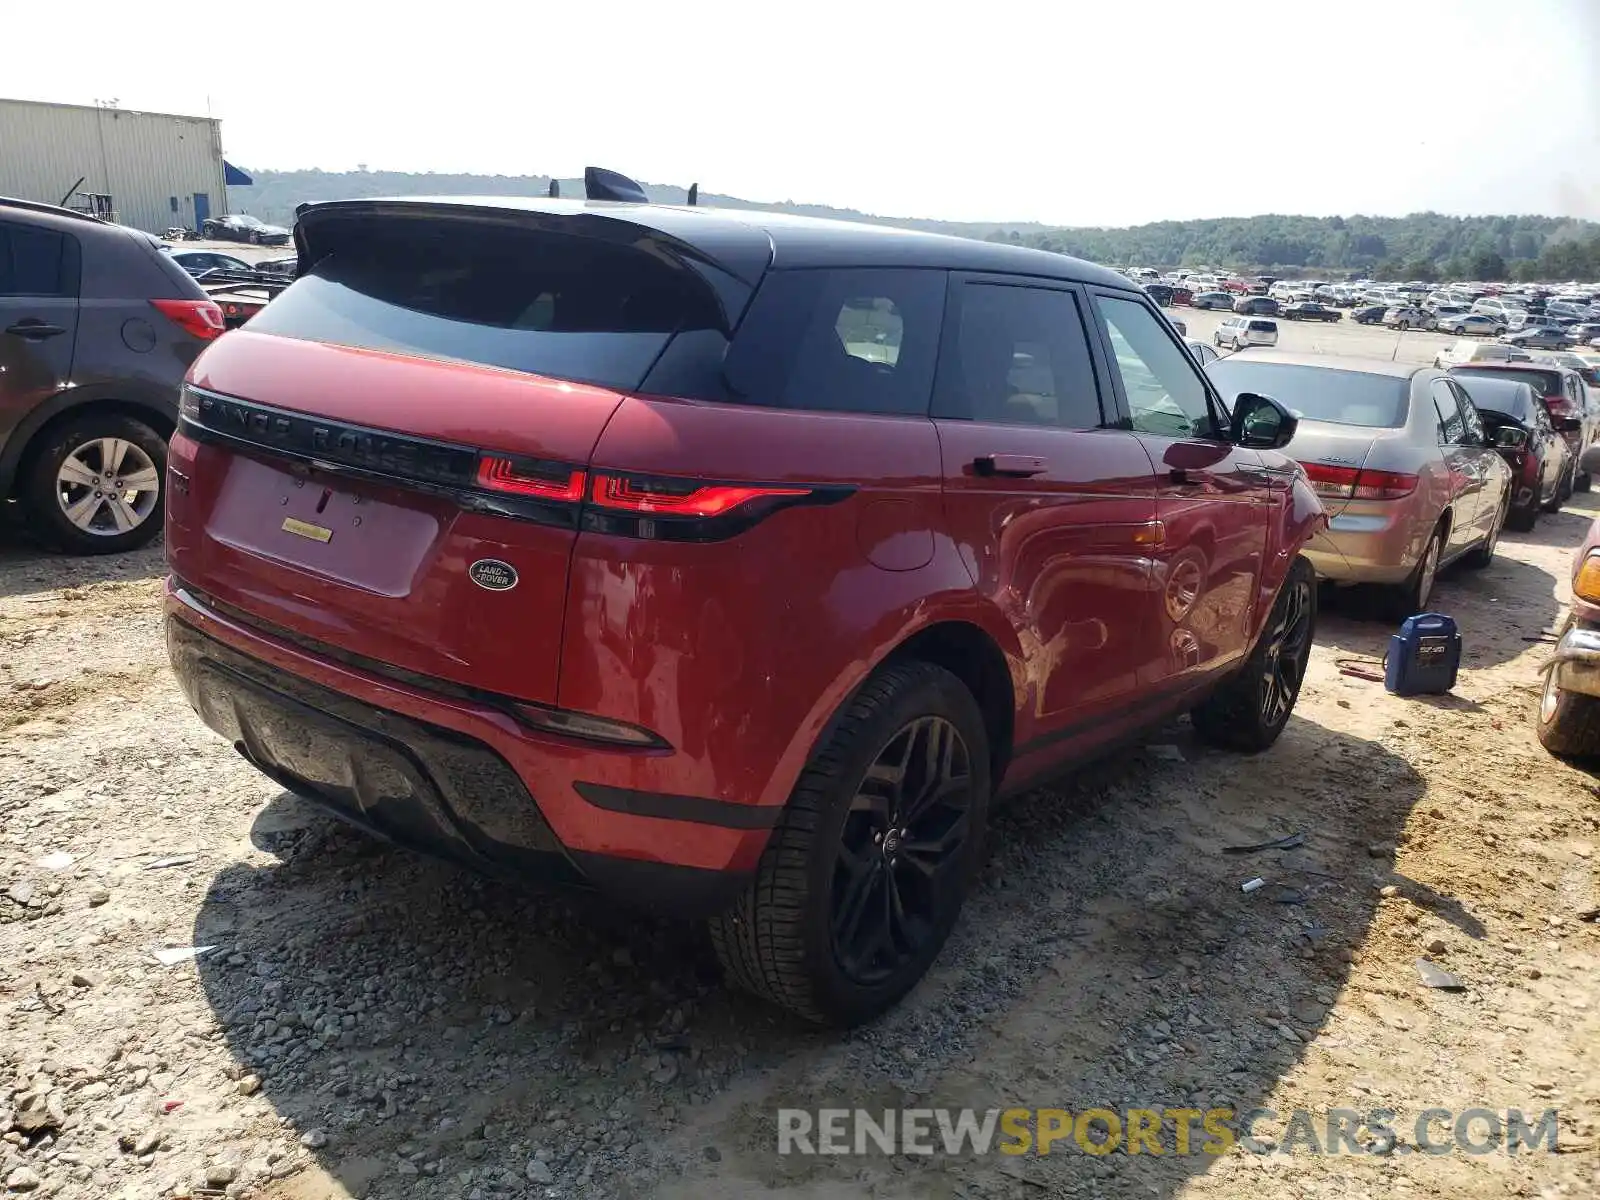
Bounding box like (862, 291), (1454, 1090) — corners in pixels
(1402, 257), (1439, 282)
(1468, 249), (1506, 280)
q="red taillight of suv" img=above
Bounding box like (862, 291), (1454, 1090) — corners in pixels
(590, 474), (810, 517)
(150, 298), (225, 340)
(1301, 462), (1418, 500)
(474, 454), (821, 527)
(476, 455), (587, 501)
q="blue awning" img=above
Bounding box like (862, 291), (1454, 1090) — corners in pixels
(223, 161), (253, 186)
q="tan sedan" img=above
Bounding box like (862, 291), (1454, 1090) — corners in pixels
(1207, 352), (1513, 614)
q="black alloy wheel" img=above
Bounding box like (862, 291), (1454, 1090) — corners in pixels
(831, 715), (973, 986)
(1258, 572), (1314, 729)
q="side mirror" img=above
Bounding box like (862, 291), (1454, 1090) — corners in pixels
(1494, 426), (1529, 449)
(1556, 416), (1583, 433)
(1230, 392), (1299, 450)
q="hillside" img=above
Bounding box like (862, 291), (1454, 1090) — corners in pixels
(226, 169), (1600, 281)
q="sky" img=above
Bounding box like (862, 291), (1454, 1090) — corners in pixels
(7, 0), (1598, 227)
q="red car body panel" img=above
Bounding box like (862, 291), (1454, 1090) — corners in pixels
(172, 331), (627, 706)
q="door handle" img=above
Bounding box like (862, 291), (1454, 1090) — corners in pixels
(5, 322), (67, 340)
(971, 454), (1046, 478)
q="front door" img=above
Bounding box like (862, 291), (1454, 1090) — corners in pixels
(1086, 291), (1272, 690)
(0, 220), (79, 448)
(932, 275), (1161, 766)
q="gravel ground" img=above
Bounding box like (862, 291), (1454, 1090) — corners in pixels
(2, 483), (1598, 1199)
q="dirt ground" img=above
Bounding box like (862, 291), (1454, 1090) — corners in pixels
(2, 487), (1598, 1199)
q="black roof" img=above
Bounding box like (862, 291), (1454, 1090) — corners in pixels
(295, 195), (1138, 292)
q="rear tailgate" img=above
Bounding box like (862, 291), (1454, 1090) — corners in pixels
(166, 201), (765, 705)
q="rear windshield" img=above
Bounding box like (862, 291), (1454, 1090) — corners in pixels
(1452, 376), (1536, 423)
(1206, 360), (1410, 427)
(1247, 320), (1277, 332)
(1451, 366), (1562, 397)
(248, 222), (724, 390)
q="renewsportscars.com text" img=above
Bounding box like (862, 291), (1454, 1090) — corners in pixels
(777, 1106), (1559, 1157)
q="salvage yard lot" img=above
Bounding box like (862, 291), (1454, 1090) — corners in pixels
(2, 386), (1599, 1198)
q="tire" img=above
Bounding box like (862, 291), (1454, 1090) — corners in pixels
(20, 413), (166, 555)
(1397, 321), (1409, 331)
(1391, 523), (1444, 619)
(1577, 471), (1591, 494)
(709, 660), (991, 1026)
(1506, 501), (1539, 532)
(1192, 556), (1316, 753)
(1462, 495), (1507, 569)
(1536, 664), (1600, 758)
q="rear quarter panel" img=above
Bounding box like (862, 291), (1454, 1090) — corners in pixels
(559, 397), (1019, 813)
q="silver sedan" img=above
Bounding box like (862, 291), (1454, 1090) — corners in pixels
(1207, 352), (1513, 613)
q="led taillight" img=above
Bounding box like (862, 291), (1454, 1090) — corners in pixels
(149, 298), (225, 340)
(476, 455), (586, 501)
(589, 474), (810, 517)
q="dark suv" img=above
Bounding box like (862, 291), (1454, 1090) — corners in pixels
(1, 198), (223, 553)
(165, 178), (1324, 1025)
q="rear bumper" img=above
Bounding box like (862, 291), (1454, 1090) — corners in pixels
(1301, 502), (1423, 585)
(1550, 621), (1600, 700)
(166, 583), (770, 918)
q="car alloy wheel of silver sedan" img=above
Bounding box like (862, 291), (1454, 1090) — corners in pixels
(55, 438), (161, 536)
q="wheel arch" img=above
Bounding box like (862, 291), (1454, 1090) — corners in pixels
(883, 620), (1017, 789)
(2, 384), (179, 496)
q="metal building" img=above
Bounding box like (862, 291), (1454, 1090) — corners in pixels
(0, 97), (248, 234)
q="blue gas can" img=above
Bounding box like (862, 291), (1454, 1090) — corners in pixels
(1385, 613), (1461, 695)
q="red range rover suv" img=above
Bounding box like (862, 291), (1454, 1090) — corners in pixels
(165, 176), (1324, 1025)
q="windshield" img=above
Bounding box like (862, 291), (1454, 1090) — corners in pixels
(248, 219), (723, 388)
(1453, 377), (1535, 423)
(234, 215), (264, 228)
(1207, 360), (1409, 427)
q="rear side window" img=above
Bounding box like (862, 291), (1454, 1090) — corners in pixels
(0, 221), (70, 297)
(723, 268), (944, 415)
(934, 283), (1103, 429)
(248, 221), (723, 390)
(1431, 380), (1468, 444)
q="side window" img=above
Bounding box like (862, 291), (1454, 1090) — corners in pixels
(1094, 295), (1218, 438)
(1430, 380), (1467, 444)
(1451, 383), (1485, 445)
(0, 222), (69, 297)
(722, 268), (944, 415)
(934, 283), (1102, 429)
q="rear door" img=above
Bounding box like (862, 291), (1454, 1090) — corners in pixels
(0, 220), (80, 444)
(1087, 290), (1272, 688)
(931, 273), (1160, 758)
(1429, 378), (1485, 555)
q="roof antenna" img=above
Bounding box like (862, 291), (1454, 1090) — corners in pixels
(584, 167), (648, 203)
(686, 183), (698, 207)
(547, 179), (559, 199)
